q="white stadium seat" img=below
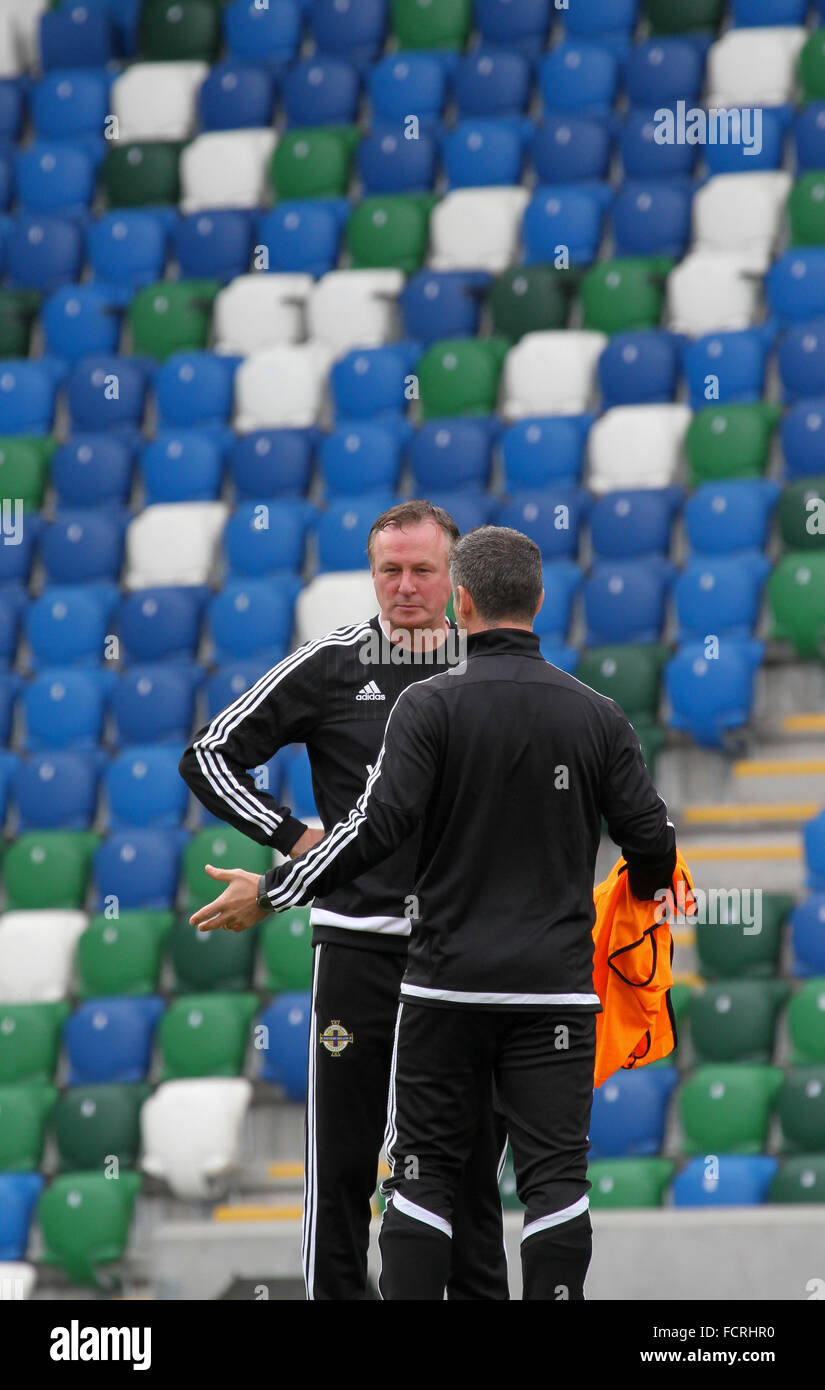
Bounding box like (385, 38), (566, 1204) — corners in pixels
(0, 6), (23, 76)
(587, 404), (692, 495)
(233, 343), (332, 431)
(111, 62), (209, 143)
(124, 502), (229, 589)
(500, 330), (607, 419)
(692, 172), (793, 269)
(295, 573), (377, 645)
(212, 274), (314, 354)
(180, 130), (277, 214)
(0, 1263), (36, 1301)
(140, 1078), (253, 1200)
(429, 187), (530, 273)
(706, 27), (808, 108)
(2, 0), (47, 68)
(0, 911), (88, 1004)
(307, 269), (405, 354)
(667, 251), (764, 336)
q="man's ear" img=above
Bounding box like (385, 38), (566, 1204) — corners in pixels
(534, 587), (545, 620)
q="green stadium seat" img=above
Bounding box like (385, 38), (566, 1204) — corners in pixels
(53, 1084), (152, 1172)
(768, 553), (825, 659)
(261, 906), (313, 992)
(644, 980), (691, 1068)
(776, 1067), (825, 1152)
(580, 257), (673, 336)
(169, 916), (260, 992)
(678, 1064), (783, 1154)
(645, 0), (725, 32)
(0, 1003), (70, 1085)
(789, 173), (825, 246)
(38, 1170), (142, 1288)
(182, 826), (273, 918)
(0, 435), (54, 511)
(346, 194), (435, 272)
(0, 290), (41, 359)
(588, 1158), (675, 1210)
(75, 912), (173, 998)
(498, 1146), (523, 1211)
(3, 832), (98, 911)
(769, 1155), (825, 1203)
(778, 478), (825, 552)
(0, 1085), (57, 1171)
(139, 0), (222, 62)
(158, 993), (259, 1079)
(488, 267), (578, 342)
(635, 723), (666, 779)
(390, 0), (472, 50)
(695, 893), (793, 981)
(417, 336), (509, 419)
(102, 142), (182, 208)
(576, 645), (669, 726)
(799, 31), (825, 104)
(788, 979), (825, 1063)
(685, 403), (781, 486)
(271, 127), (359, 200)
(688, 981), (788, 1063)
(128, 279), (221, 360)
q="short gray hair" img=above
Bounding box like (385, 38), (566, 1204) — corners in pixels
(449, 526), (543, 624)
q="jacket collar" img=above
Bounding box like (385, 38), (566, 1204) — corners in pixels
(466, 627), (542, 658)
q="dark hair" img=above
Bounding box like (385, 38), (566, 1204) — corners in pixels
(367, 499), (460, 567)
(449, 526), (543, 623)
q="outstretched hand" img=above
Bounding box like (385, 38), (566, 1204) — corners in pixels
(189, 864), (269, 933)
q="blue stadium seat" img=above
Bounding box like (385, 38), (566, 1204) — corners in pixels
(64, 997), (166, 1085)
(534, 560), (582, 642)
(282, 745), (317, 820)
(778, 319), (825, 403)
(589, 487), (682, 561)
(257, 992), (311, 1100)
(7, 214), (85, 292)
(532, 115), (612, 184)
(453, 50), (531, 117)
(0, 360), (61, 434)
(564, 0), (638, 40)
(589, 1067), (678, 1160)
(0, 79), (25, 143)
(319, 424), (402, 497)
(105, 745), (189, 828)
(330, 345), (416, 422)
(67, 355), (151, 434)
(704, 106), (787, 174)
(0, 153), (11, 211)
(224, 0), (302, 72)
(140, 431), (224, 505)
(172, 210), (254, 282)
(495, 488), (587, 561)
(425, 492), (494, 534)
(111, 664), (198, 745)
(93, 829), (188, 910)
(52, 433), (135, 508)
(672, 1156), (778, 1207)
(619, 108), (699, 180)
(500, 415), (593, 490)
(732, 0), (807, 22)
(408, 418), (494, 493)
(87, 211), (168, 291)
(665, 639), (764, 749)
(674, 551), (771, 641)
(13, 750), (100, 831)
(23, 668), (109, 750)
(804, 808), (825, 893)
(0, 671), (19, 745)
(368, 53), (447, 129)
(538, 42), (618, 117)
(315, 493), (396, 571)
(597, 331), (682, 408)
(357, 127), (438, 194)
(199, 62), (276, 131)
(116, 587), (206, 664)
(224, 500), (310, 574)
(14, 142), (96, 217)
(208, 576), (299, 662)
(767, 250), (825, 325)
(475, 0), (550, 58)
(443, 118), (526, 189)
(684, 480), (780, 556)
(0, 509), (39, 588)
(0, 1173), (44, 1261)
(781, 398), (825, 480)
(682, 327), (774, 411)
(584, 558), (674, 644)
(25, 586), (114, 669)
(625, 39), (705, 108)
(790, 896), (825, 976)
(284, 57), (360, 126)
(226, 428), (314, 499)
(257, 200), (346, 276)
(523, 183), (612, 266)
(42, 284), (126, 363)
(40, 510), (125, 586)
(204, 660), (272, 719)
(32, 70), (110, 157)
(311, 0), (387, 72)
(0, 590), (23, 668)
(155, 352), (238, 429)
(612, 182), (692, 259)
(399, 270), (489, 347)
(0, 748), (17, 822)
(794, 102), (825, 173)
(40, 6), (115, 70)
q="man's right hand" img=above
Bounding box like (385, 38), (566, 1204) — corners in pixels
(289, 826), (325, 858)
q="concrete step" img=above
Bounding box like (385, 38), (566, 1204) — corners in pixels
(680, 800), (819, 830)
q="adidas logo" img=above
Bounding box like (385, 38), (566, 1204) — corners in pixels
(356, 680), (386, 701)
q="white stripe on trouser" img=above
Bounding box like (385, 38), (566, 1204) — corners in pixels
(301, 947), (321, 1299)
(520, 1194), (590, 1242)
(382, 1000), (403, 1185)
(390, 1191), (453, 1239)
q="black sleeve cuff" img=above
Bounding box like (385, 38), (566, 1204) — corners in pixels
(626, 843), (678, 902)
(271, 815), (309, 856)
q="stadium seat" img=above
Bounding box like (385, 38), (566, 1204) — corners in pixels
(0, 433), (53, 511)
(778, 477), (825, 551)
(665, 639), (764, 748)
(199, 62), (275, 131)
(204, 660), (272, 718)
(704, 106), (787, 176)
(13, 142), (95, 218)
(0, 910), (88, 1003)
(67, 354), (150, 435)
(597, 330), (681, 409)
(776, 1067), (825, 1151)
(87, 211), (168, 291)
(141, 1077), (252, 1198)
(452, 50), (530, 118)
(40, 7), (115, 70)
(612, 184), (692, 261)
(696, 892), (791, 980)
(733, 0), (808, 21)
(576, 644), (668, 725)
(587, 404), (691, 494)
(581, 256), (673, 336)
(315, 495), (395, 572)
(123, 501), (228, 591)
(181, 129), (276, 214)
(532, 115), (612, 185)
(501, 331), (607, 419)
(693, 172), (791, 269)
(418, 338), (508, 420)
(38, 1170), (142, 1287)
(53, 1083), (151, 1171)
(261, 906), (312, 992)
(182, 826), (272, 918)
(683, 326), (775, 411)
(0, 672), (18, 744)
(531, 562), (582, 642)
(311, 0), (387, 72)
(308, 269), (405, 355)
(0, 590), (23, 667)
(706, 27), (807, 107)
(0, 1084), (56, 1170)
(674, 551), (771, 641)
(102, 141), (181, 208)
(93, 828), (186, 911)
(589, 487), (682, 561)
(234, 345), (330, 432)
(139, 0), (220, 60)
(589, 1067), (678, 1159)
(689, 980), (788, 1063)
(429, 187), (529, 274)
(319, 424), (401, 498)
(330, 344), (415, 421)
(3, 830), (98, 913)
(0, 1174), (44, 1260)
(769, 1156), (825, 1203)
(139, 430), (223, 506)
(488, 265), (578, 342)
(794, 101), (825, 172)
(13, 751), (100, 832)
(805, 810), (825, 891)
(128, 280), (219, 361)
(40, 509), (124, 586)
(156, 352), (237, 430)
(495, 488), (586, 562)
(367, 52), (447, 127)
(284, 57), (360, 128)
(0, 1000), (69, 1085)
(271, 126), (358, 200)
(790, 896), (825, 976)
(25, 587), (113, 670)
(158, 993), (259, 1079)
(684, 479), (779, 555)
(788, 979), (825, 1063)
(347, 193), (434, 273)
(408, 418), (493, 494)
(686, 402), (780, 485)
(224, 0), (301, 71)
(672, 1156), (778, 1207)
(226, 428), (314, 499)
(111, 60), (207, 142)
(224, 498), (309, 572)
(389, 0), (471, 51)
(64, 997), (165, 1085)
(401, 270), (489, 346)
(357, 126), (438, 195)
(779, 318), (825, 402)
(116, 586), (205, 665)
(667, 252), (763, 336)
(538, 41), (618, 116)
(443, 118), (526, 190)
(0, 288), (39, 359)
(0, 359), (61, 434)
(294, 572), (377, 643)
(74, 911), (172, 997)
(207, 576), (298, 662)
(523, 183), (611, 267)
(768, 553), (825, 658)
(626, 38), (704, 107)
(212, 273), (312, 354)
(679, 1064), (783, 1153)
(583, 558), (673, 645)
(104, 746), (189, 830)
(500, 415), (592, 489)
(168, 914), (259, 993)
(42, 284), (126, 364)
(587, 1158), (675, 1210)
(768, 251), (825, 327)
(619, 106), (701, 183)
(257, 992), (311, 1101)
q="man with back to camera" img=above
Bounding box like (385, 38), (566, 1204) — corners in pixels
(179, 500), (509, 1301)
(193, 525), (678, 1300)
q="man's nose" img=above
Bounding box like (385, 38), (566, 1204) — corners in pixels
(397, 571), (417, 594)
